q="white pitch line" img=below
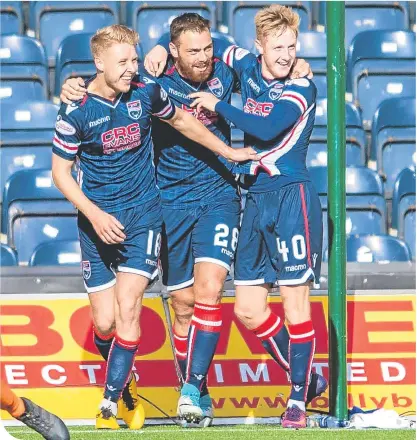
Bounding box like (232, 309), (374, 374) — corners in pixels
(8, 427), (283, 435)
(8, 427), (398, 435)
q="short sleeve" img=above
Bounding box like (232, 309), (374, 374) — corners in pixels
(213, 39), (257, 81)
(143, 76), (176, 120)
(52, 104), (82, 161)
(279, 78), (316, 115)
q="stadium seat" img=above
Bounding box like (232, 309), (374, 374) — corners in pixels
(318, 2), (409, 48)
(346, 234), (412, 262)
(28, 1), (120, 63)
(29, 239), (81, 266)
(310, 166), (387, 252)
(371, 97), (416, 197)
(308, 99), (366, 167)
(54, 31), (148, 97)
(410, 1), (416, 31)
(0, 101), (58, 203)
(0, 35), (48, 103)
(0, 243), (18, 266)
(211, 31), (235, 45)
(226, 1), (312, 51)
(126, 2), (217, 55)
(297, 32), (327, 98)
(54, 33), (96, 98)
(0, 2), (23, 35)
(2, 169), (78, 264)
(347, 30), (416, 129)
(391, 167), (416, 259)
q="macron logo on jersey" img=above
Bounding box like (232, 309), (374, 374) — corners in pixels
(243, 98), (273, 117)
(89, 116), (110, 127)
(168, 87), (189, 100)
(247, 78), (260, 93)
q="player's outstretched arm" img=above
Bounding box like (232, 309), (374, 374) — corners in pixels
(60, 77), (87, 104)
(163, 108), (259, 162)
(189, 87), (308, 143)
(52, 154), (126, 245)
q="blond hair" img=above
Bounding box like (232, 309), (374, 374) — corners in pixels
(90, 25), (139, 57)
(255, 5), (300, 41)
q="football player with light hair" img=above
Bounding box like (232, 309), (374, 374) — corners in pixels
(52, 24), (257, 430)
(187, 4), (327, 428)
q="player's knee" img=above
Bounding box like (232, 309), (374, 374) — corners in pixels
(93, 316), (115, 336)
(116, 297), (142, 325)
(171, 299), (194, 325)
(234, 303), (258, 327)
(193, 278), (222, 304)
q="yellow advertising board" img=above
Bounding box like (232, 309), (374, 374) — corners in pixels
(0, 293), (415, 419)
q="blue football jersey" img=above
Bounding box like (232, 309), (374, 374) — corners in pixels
(216, 43), (317, 193)
(149, 58), (239, 207)
(52, 74), (175, 212)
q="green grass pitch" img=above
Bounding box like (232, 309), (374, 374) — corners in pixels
(6, 425), (415, 440)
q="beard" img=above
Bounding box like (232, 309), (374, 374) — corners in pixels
(176, 57), (213, 83)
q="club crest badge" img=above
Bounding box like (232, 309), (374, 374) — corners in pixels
(207, 78), (224, 98)
(127, 100), (142, 120)
(269, 83), (284, 100)
(82, 260), (91, 280)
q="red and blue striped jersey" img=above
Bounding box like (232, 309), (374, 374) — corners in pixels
(52, 74), (175, 212)
(215, 41), (317, 193)
(150, 59), (240, 207)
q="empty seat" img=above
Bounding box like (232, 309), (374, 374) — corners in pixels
(226, 1), (312, 51)
(0, 2), (23, 35)
(0, 101), (58, 203)
(347, 30), (416, 129)
(126, 1), (217, 55)
(54, 31), (146, 97)
(54, 33), (96, 99)
(0, 35), (48, 102)
(346, 234), (412, 262)
(310, 166), (387, 253)
(29, 239), (81, 266)
(28, 1), (120, 64)
(319, 2), (409, 49)
(391, 167), (416, 259)
(0, 243), (18, 266)
(2, 169), (78, 264)
(308, 99), (366, 167)
(297, 32), (327, 98)
(371, 97), (416, 196)
(410, 1), (416, 31)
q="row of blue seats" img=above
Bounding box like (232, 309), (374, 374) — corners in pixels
(1, 233), (413, 267)
(1, 1), (415, 59)
(311, 167), (416, 260)
(1, 29), (415, 127)
(232, 96), (416, 196)
(1, 167), (415, 264)
(1, 96), (414, 202)
(1, 240), (81, 266)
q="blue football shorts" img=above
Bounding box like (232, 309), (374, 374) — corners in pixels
(161, 198), (241, 291)
(78, 197), (163, 293)
(234, 181), (322, 287)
